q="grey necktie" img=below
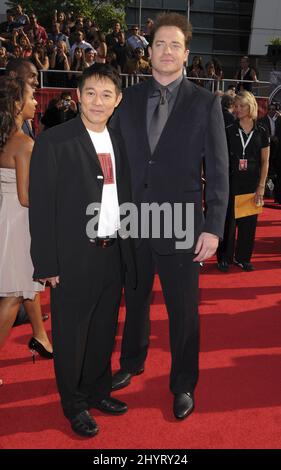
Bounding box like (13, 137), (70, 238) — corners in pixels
(149, 87), (169, 153)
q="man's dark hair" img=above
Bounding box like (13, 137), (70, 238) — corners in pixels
(5, 57), (33, 76)
(221, 94), (235, 110)
(270, 101), (280, 111)
(150, 13), (192, 48)
(78, 63), (122, 94)
(60, 91), (71, 100)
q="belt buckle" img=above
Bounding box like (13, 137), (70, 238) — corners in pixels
(90, 236), (115, 248)
(101, 239), (108, 248)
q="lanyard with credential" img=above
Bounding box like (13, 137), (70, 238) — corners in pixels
(238, 128), (254, 157)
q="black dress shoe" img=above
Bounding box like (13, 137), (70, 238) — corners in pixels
(173, 392), (194, 420)
(91, 397), (128, 415)
(70, 410), (99, 438)
(112, 368), (144, 391)
(217, 261), (229, 272)
(234, 259), (254, 271)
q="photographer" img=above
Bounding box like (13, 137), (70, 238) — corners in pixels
(41, 92), (77, 130)
(49, 40), (70, 70)
(31, 42), (49, 70)
(18, 29), (32, 57)
(48, 40), (70, 87)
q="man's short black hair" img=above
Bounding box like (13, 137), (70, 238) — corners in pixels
(78, 63), (122, 94)
(221, 94), (235, 110)
(60, 91), (71, 100)
(270, 101), (280, 111)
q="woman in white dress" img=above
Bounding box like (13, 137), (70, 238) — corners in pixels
(0, 77), (53, 384)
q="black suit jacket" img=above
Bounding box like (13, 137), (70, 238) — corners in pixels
(110, 77), (229, 254)
(29, 115), (136, 288)
(22, 120), (35, 140)
(258, 115), (281, 171)
(258, 115), (281, 140)
(222, 108), (235, 128)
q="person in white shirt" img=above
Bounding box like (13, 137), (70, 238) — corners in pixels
(70, 30), (93, 59)
(127, 25), (149, 52)
(29, 64), (136, 438)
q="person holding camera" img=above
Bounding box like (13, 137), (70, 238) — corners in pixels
(49, 40), (70, 71)
(41, 92), (77, 130)
(18, 29), (32, 58)
(31, 42), (49, 70)
(48, 40), (70, 87)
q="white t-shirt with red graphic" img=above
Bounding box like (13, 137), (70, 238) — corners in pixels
(87, 127), (120, 237)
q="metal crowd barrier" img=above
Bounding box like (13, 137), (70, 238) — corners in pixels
(36, 69), (271, 97)
(0, 67), (271, 97)
(0, 67), (271, 133)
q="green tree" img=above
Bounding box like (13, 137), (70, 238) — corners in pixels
(6, 1), (130, 32)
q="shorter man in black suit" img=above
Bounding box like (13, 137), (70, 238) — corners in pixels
(29, 64), (136, 438)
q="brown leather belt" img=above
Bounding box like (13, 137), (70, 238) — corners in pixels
(90, 237), (116, 248)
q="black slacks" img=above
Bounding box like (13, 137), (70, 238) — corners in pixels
(217, 196), (258, 263)
(121, 239), (200, 394)
(274, 167), (281, 203)
(51, 242), (122, 419)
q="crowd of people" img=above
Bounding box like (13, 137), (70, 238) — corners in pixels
(0, 5), (153, 83)
(186, 54), (258, 93)
(0, 4), (260, 90)
(0, 8), (279, 438)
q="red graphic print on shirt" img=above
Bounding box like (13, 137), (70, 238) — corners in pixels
(97, 153), (114, 184)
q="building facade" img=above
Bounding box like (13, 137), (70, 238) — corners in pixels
(0, 0), (7, 21)
(126, 0), (255, 77)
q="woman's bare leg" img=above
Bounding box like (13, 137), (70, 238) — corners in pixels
(24, 294), (53, 353)
(0, 297), (23, 386)
(0, 297), (23, 349)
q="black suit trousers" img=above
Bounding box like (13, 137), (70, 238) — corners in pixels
(51, 242), (122, 419)
(121, 239), (200, 394)
(217, 196), (258, 263)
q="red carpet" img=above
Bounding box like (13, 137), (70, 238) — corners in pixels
(0, 204), (281, 449)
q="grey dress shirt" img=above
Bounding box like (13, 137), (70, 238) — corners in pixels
(146, 74), (183, 136)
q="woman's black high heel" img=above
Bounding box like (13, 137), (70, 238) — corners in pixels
(28, 337), (53, 363)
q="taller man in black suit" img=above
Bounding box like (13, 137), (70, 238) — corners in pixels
(111, 13), (229, 420)
(29, 64), (136, 438)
